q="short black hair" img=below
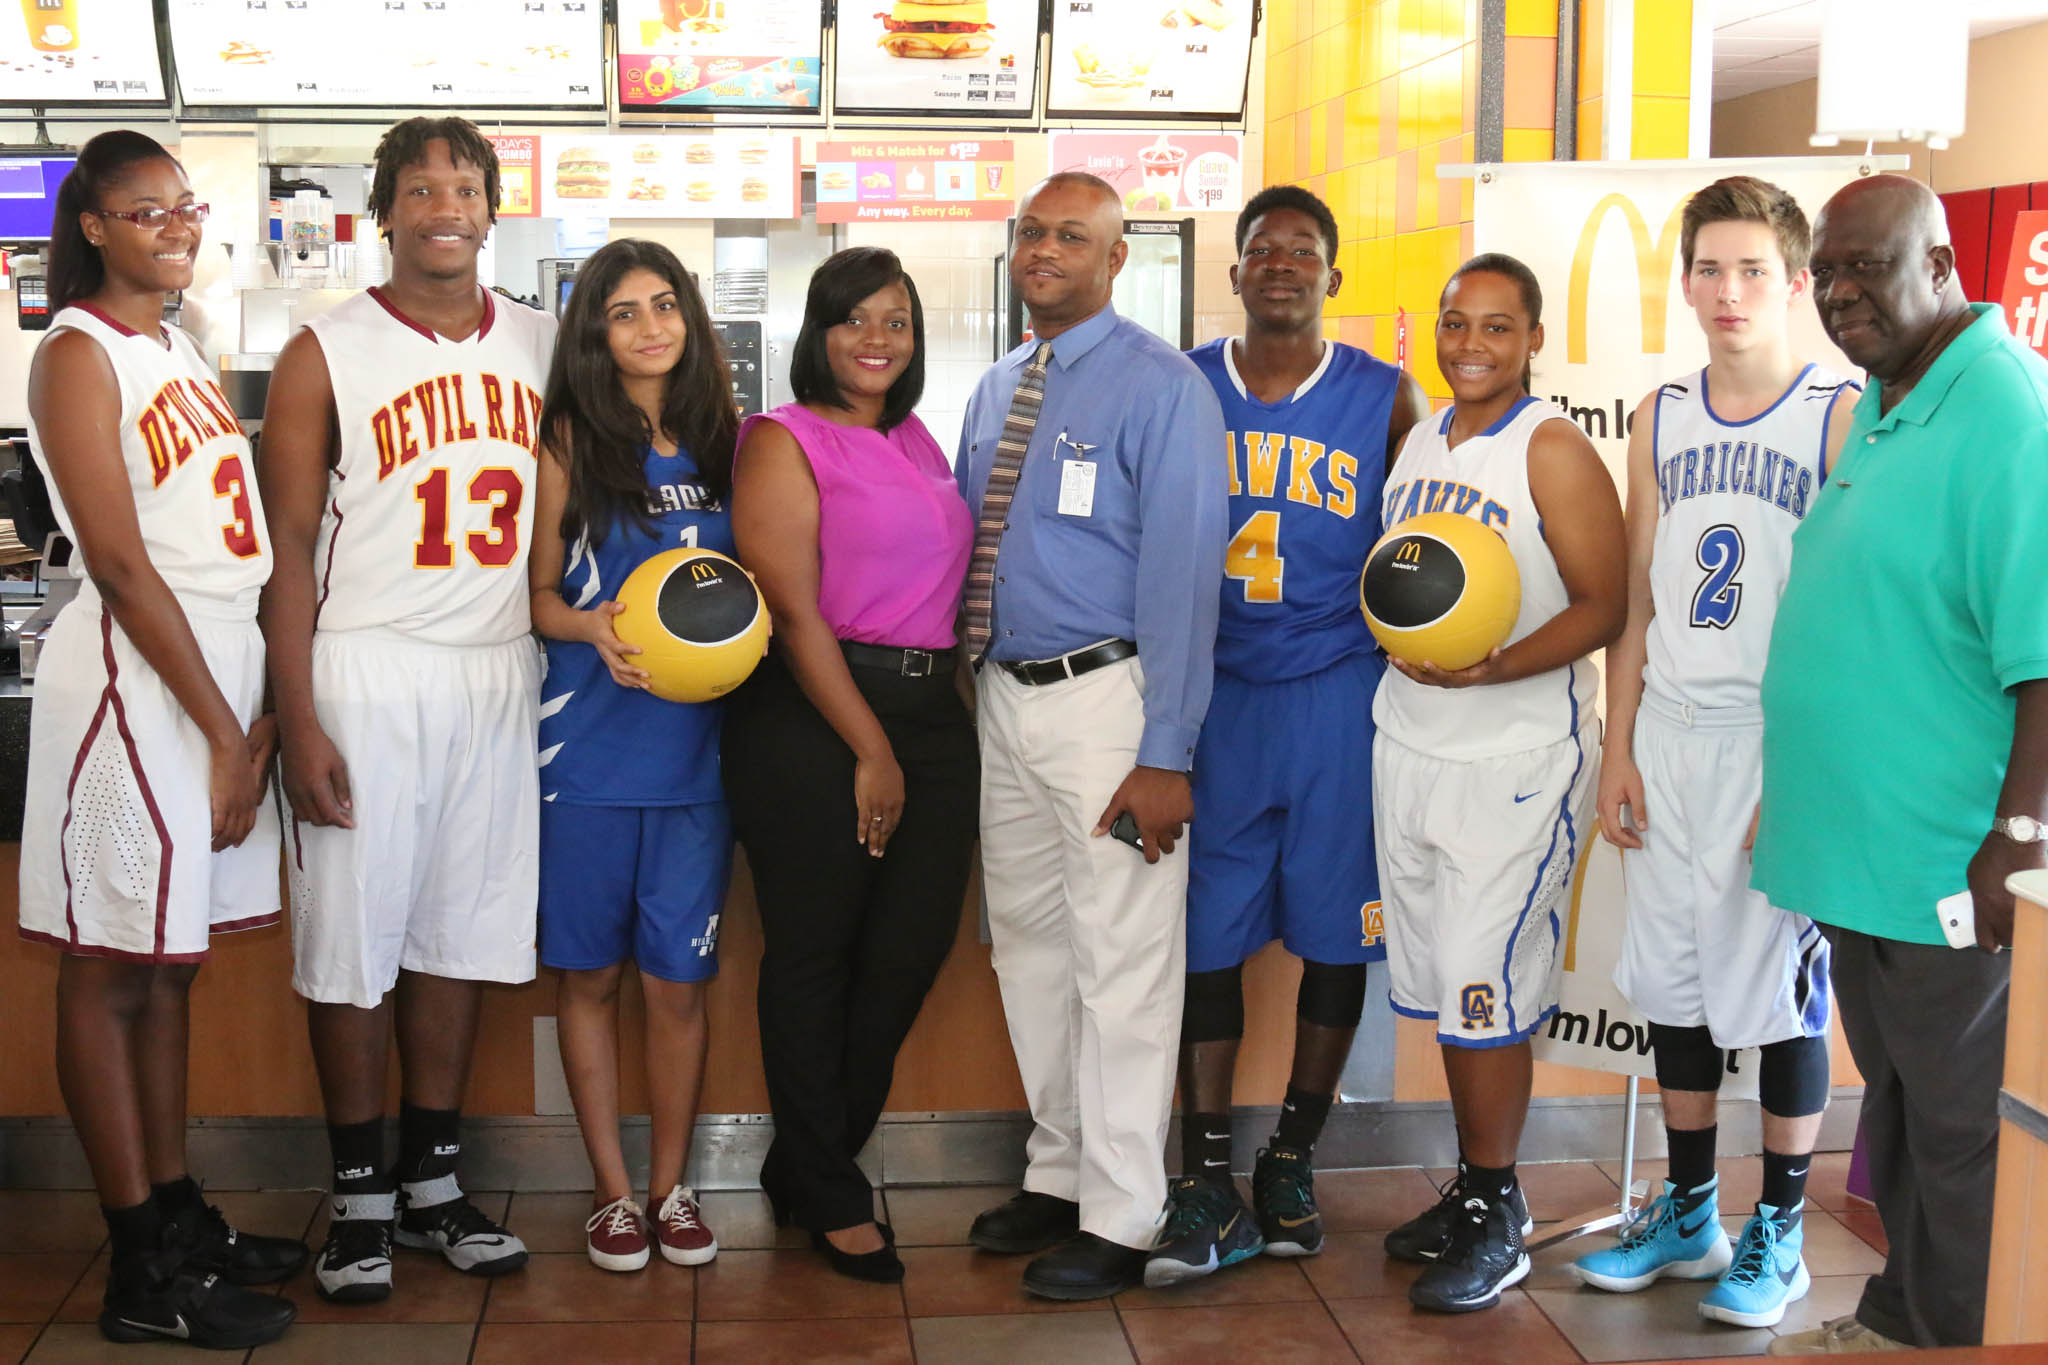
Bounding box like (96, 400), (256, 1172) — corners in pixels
(368, 116), (500, 238)
(789, 247), (925, 434)
(1236, 185), (1341, 263)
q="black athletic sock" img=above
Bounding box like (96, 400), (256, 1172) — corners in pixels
(328, 1117), (390, 1197)
(1184, 1111), (1234, 1187)
(396, 1101), (462, 1186)
(150, 1175), (202, 1217)
(1272, 1085), (1334, 1156)
(1462, 1160), (1516, 1204)
(1666, 1124), (1718, 1206)
(1760, 1148), (1810, 1224)
(104, 1197), (165, 1268)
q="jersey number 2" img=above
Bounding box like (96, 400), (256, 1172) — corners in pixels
(1225, 510), (1284, 604)
(414, 467), (523, 569)
(1690, 523), (1744, 628)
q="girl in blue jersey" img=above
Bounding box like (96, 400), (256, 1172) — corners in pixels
(530, 239), (739, 1273)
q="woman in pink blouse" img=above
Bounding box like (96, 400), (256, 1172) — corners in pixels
(724, 247), (976, 1283)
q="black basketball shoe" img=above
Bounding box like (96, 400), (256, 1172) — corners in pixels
(1384, 1168), (1533, 1262)
(1143, 1176), (1265, 1287)
(174, 1195), (310, 1286)
(100, 1229), (296, 1349)
(1252, 1144), (1324, 1257)
(1408, 1192), (1531, 1313)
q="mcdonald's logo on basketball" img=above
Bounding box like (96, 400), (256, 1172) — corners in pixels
(1395, 540), (1423, 564)
(1567, 192), (1691, 365)
(690, 561), (719, 583)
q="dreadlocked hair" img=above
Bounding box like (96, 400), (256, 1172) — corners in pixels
(367, 116), (499, 240)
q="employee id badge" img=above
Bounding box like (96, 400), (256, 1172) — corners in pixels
(1055, 432), (1098, 517)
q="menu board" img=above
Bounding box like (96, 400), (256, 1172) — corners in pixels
(1, 0), (165, 104)
(538, 133), (798, 220)
(816, 139), (1015, 225)
(833, 0), (1037, 116)
(617, 0), (820, 111)
(168, 0), (604, 108)
(1046, 0), (1255, 119)
(1049, 131), (1243, 213)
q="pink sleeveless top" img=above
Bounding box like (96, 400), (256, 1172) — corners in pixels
(738, 403), (972, 650)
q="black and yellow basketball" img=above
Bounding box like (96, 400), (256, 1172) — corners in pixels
(612, 548), (770, 703)
(1359, 512), (1521, 671)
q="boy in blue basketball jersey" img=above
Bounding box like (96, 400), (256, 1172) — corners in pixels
(1146, 186), (1429, 1287)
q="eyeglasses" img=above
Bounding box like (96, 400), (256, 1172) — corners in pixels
(92, 203), (210, 231)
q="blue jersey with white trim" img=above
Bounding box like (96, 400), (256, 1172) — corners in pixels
(539, 446), (733, 806)
(1189, 339), (1402, 682)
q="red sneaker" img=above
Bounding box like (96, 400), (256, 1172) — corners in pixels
(653, 1186), (717, 1266)
(583, 1196), (649, 1272)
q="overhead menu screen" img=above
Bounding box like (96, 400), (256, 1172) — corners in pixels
(617, 0), (822, 111)
(1, 0), (165, 104)
(168, 0), (605, 108)
(1046, 0), (1255, 119)
(832, 0), (1038, 117)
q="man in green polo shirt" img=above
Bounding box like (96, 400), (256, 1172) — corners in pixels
(1756, 173), (2048, 1355)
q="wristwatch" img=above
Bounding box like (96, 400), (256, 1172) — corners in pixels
(1992, 814), (2048, 843)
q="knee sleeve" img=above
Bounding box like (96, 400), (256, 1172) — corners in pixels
(1182, 964), (1245, 1044)
(1758, 1033), (1831, 1117)
(1650, 1022), (1725, 1092)
(1296, 959), (1369, 1030)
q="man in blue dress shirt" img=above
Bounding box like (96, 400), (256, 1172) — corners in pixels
(958, 172), (1230, 1300)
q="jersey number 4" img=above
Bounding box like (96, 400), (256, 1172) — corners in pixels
(414, 467), (523, 569)
(1225, 509), (1284, 603)
(1690, 523), (1744, 628)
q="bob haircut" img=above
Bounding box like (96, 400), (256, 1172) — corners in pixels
(787, 247), (925, 433)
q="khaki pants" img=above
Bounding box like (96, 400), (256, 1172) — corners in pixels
(976, 656), (1185, 1251)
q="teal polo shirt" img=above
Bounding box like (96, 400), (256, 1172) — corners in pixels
(1754, 303), (2048, 943)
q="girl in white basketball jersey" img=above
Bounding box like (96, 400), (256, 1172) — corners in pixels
(1372, 255), (1625, 1313)
(22, 131), (301, 1349)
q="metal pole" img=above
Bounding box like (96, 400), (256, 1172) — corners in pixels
(1618, 1075), (1640, 1216)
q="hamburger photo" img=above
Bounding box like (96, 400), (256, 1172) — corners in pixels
(875, 0), (994, 60)
(821, 168), (853, 192)
(632, 141), (660, 165)
(740, 176), (769, 203)
(686, 180), (717, 202)
(685, 142), (715, 164)
(627, 177), (667, 201)
(554, 146), (611, 199)
(738, 140), (769, 165)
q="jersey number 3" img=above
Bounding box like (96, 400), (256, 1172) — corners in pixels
(414, 467), (523, 569)
(211, 455), (261, 559)
(1225, 509), (1284, 603)
(1690, 523), (1744, 629)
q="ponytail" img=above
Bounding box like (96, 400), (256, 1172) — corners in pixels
(1443, 251), (1544, 396)
(46, 130), (178, 312)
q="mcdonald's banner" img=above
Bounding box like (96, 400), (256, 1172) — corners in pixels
(1470, 157), (1898, 487)
(1471, 157), (1907, 1084)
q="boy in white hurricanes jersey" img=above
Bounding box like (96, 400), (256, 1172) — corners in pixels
(1570, 177), (1857, 1330)
(259, 118), (556, 1305)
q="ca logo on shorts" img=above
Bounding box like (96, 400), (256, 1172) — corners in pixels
(1459, 983), (1496, 1031)
(1360, 900), (1384, 948)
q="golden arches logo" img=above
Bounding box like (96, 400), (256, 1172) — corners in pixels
(689, 560), (719, 582)
(1395, 539), (1423, 563)
(1567, 193), (1690, 366)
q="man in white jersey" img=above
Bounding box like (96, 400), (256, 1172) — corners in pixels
(259, 117), (556, 1305)
(1569, 178), (1856, 1330)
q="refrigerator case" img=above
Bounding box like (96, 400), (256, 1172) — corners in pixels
(998, 218), (1195, 357)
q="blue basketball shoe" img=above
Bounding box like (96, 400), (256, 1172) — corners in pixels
(1698, 1203), (1810, 1328)
(1570, 1178), (1732, 1293)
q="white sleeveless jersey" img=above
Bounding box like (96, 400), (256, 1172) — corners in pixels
(305, 287), (556, 646)
(27, 306), (270, 616)
(1373, 396), (1597, 760)
(1644, 364), (1855, 709)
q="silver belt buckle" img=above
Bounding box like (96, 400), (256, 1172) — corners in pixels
(901, 648), (934, 678)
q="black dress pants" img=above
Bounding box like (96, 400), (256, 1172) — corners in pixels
(722, 649), (978, 1233)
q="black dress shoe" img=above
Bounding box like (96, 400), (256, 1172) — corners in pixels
(810, 1229), (904, 1284)
(1022, 1232), (1147, 1301)
(969, 1190), (1080, 1255)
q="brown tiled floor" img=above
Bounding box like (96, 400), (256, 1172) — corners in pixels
(0, 1163), (1969, 1364)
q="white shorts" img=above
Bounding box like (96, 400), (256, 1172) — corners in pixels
(289, 629), (541, 1007)
(1372, 725), (1598, 1047)
(20, 593), (279, 962)
(1612, 694), (1830, 1049)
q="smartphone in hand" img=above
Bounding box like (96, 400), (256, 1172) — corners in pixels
(1109, 811), (1145, 852)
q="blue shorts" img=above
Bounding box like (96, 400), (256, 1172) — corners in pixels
(538, 801), (732, 983)
(1187, 652), (1387, 972)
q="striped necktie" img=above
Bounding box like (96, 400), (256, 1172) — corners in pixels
(963, 340), (1054, 663)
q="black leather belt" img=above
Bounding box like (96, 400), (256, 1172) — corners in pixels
(995, 639), (1137, 686)
(841, 640), (956, 678)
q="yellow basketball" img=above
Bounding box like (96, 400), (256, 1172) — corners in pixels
(612, 548), (769, 703)
(1359, 512), (1521, 671)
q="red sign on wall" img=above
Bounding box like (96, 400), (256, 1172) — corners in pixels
(488, 136), (538, 220)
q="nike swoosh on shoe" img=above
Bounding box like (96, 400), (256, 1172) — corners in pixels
(116, 1316), (190, 1339)
(1275, 1214), (1318, 1228)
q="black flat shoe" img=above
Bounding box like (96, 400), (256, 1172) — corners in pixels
(969, 1190), (1080, 1255)
(1022, 1232), (1147, 1301)
(810, 1229), (903, 1284)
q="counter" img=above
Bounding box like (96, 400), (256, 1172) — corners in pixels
(1985, 869), (2048, 1344)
